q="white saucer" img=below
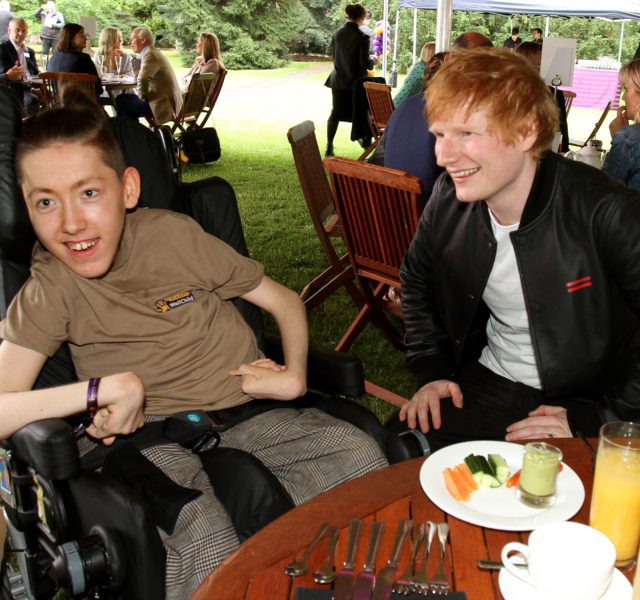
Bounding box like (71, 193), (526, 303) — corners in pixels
(498, 566), (632, 600)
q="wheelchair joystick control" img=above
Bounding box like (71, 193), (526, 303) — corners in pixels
(48, 526), (126, 598)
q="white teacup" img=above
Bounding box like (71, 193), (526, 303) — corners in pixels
(501, 522), (615, 600)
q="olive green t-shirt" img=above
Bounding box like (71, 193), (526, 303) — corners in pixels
(0, 209), (264, 414)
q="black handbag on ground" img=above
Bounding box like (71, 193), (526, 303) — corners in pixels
(181, 127), (221, 164)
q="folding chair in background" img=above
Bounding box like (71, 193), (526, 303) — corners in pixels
(563, 90), (576, 115)
(170, 73), (218, 135)
(195, 67), (227, 129)
(359, 82), (394, 161)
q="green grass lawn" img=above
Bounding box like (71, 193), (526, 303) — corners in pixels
(180, 60), (615, 423)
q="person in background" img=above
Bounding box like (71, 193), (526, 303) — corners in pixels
(47, 23), (102, 96)
(95, 26), (134, 78)
(452, 31), (493, 51)
(0, 18), (41, 112)
(34, 0), (64, 61)
(324, 3), (374, 157)
(531, 27), (543, 45)
(116, 26), (183, 125)
(382, 52), (446, 208)
(516, 41), (569, 152)
(393, 41), (435, 108)
(180, 32), (224, 93)
(503, 27), (522, 50)
(603, 59), (640, 191)
(0, 1), (15, 42)
(359, 9), (374, 56)
(396, 48), (640, 453)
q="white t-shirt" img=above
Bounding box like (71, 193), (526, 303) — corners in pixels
(478, 210), (542, 388)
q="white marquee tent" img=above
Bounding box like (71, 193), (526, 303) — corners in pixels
(378, 0), (640, 78)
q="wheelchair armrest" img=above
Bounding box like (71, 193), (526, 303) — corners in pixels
(8, 419), (81, 480)
(265, 335), (365, 398)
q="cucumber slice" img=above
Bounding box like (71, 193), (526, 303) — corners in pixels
(464, 454), (483, 476)
(488, 453), (510, 484)
(480, 472), (501, 488)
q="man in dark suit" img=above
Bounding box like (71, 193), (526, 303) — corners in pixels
(0, 18), (41, 112)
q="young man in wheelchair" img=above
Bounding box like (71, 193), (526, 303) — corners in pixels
(0, 91), (388, 598)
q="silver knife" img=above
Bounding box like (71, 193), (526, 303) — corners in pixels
(333, 518), (364, 600)
(372, 519), (412, 600)
(351, 521), (385, 600)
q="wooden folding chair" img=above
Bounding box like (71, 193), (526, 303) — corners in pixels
(171, 73), (218, 134)
(195, 67), (227, 129)
(324, 156), (423, 406)
(287, 121), (363, 312)
(359, 82), (394, 161)
(569, 99), (613, 149)
(40, 72), (97, 108)
(563, 90), (576, 115)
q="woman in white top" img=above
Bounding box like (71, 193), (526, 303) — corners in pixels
(94, 26), (134, 78)
(180, 32), (224, 92)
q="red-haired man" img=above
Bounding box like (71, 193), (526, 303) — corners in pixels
(397, 48), (640, 450)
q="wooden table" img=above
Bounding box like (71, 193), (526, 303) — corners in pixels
(191, 438), (636, 600)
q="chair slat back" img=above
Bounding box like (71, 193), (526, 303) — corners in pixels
(179, 73), (218, 123)
(40, 71), (97, 108)
(323, 157), (422, 283)
(288, 121), (337, 233)
(205, 67), (227, 111)
(363, 82), (394, 135)
(563, 90), (576, 115)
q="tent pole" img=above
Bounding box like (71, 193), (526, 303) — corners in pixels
(545, 16), (550, 37)
(390, 8), (400, 87)
(413, 8), (418, 65)
(382, 0), (389, 81)
(436, 0), (453, 52)
(618, 21), (625, 63)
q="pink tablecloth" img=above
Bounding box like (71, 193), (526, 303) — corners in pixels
(561, 67), (621, 110)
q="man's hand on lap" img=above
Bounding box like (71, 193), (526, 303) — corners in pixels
(399, 379), (463, 433)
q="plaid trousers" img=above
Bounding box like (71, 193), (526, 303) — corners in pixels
(141, 407), (388, 600)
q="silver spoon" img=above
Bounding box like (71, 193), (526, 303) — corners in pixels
(313, 527), (340, 583)
(284, 521), (330, 577)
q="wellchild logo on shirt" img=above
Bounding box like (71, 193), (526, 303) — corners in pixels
(155, 291), (195, 312)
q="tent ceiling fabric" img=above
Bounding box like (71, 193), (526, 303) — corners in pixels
(396, 0), (640, 20)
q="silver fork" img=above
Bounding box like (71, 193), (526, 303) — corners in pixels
(284, 521), (329, 577)
(409, 520), (436, 594)
(429, 522), (450, 594)
(313, 526), (339, 583)
(392, 522), (425, 594)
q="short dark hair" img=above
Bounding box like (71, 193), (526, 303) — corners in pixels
(345, 3), (367, 21)
(56, 23), (83, 52)
(532, 28), (543, 36)
(511, 27), (520, 35)
(16, 89), (125, 183)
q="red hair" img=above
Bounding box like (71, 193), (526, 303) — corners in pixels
(426, 48), (558, 160)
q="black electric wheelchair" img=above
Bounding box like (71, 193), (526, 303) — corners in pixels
(0, 86), (426, 599)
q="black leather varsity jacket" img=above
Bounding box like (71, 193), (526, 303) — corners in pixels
(400, 151), (640, 422)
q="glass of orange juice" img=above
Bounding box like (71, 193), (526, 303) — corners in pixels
(589, 421), (640, 569)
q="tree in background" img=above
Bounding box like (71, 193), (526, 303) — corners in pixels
(9, 0), (640, 70)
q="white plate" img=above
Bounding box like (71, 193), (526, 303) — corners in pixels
(498, 566), (632, 600)
(419, 440), (585, 530)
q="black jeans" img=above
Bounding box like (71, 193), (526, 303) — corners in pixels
(388, 361), (602, 452)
